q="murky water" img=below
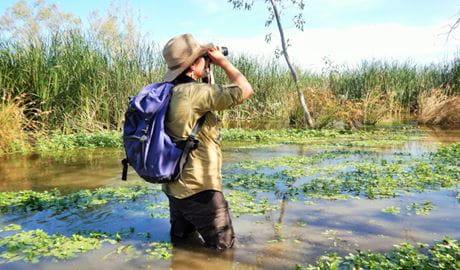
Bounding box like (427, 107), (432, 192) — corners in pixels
(0, 127), (459, 269)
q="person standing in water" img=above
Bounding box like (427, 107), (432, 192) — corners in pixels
(161, 33), (253, 250)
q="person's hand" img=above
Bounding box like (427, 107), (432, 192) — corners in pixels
(207, 46), (228, 67)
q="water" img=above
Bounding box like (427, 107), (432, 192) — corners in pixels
(0, 127), (459, 269)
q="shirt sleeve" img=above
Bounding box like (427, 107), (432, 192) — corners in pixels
(191, 83), (244, 113)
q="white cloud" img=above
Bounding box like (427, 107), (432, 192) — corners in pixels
(191, 0), (224, 13)
(310, 0), (381, 8)
(213, 21), (459, 72)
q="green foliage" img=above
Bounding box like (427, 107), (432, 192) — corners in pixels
(0, 224), (22, 233)
(0, 126), (422, 155)
(299, 237), (460, 270)
(147, 201), (170, 219)
(301, 143), (460, 199)
(0, 184), (159, 213)
(0, 229), (104, 263)
(0, 224), (172, 264)
(1, 28), (459, 135)
(0, 30), (164, 133)
(407, 201), (435, 215)
(225, 190), (279, 217)
(36, 131), (122, 151)
(145, 242), (173, 260)
(381, 206), (401, 215)
(226, 142), (460, 201)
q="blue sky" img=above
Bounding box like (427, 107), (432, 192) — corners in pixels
(1, 0), (459, 71)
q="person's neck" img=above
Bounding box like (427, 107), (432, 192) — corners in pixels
(173, 74), (197, 85)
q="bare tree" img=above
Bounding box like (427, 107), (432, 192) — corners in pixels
(228, 0), (314, 128)
(447, 15), (460, 40)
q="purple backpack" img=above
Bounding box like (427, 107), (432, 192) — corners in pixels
(121, 82), (205, 183)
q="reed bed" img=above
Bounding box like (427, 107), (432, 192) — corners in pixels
(0, 93), (44, 154)
(418, 89), (460, 126)
(0, 31), (165, 133)
(0, 31), (459, 134)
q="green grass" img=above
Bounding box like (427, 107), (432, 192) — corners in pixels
(0, 31), (164, 133)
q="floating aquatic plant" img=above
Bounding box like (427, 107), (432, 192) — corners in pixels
(381, 206), (401, 215)
(407, 201), (435, 216)
(297, 237), (459, 270)
(0, 184), (160, 214)
(225, 190), (279, 217)
(0, 229), (106, 263)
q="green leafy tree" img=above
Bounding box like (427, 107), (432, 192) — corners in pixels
(228, 0), (314, 128)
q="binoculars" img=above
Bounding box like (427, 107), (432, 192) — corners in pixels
(203, 46), (228, 62)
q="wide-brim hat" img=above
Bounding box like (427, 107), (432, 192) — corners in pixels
(162, 34), (213, 82)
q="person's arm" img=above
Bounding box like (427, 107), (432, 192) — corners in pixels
(207, 47), (253, 101)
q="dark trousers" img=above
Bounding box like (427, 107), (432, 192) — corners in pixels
(167, 190), (235, 250)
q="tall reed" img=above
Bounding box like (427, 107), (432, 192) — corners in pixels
(0, 31), (164, 132)
(0, 30), (459, 132)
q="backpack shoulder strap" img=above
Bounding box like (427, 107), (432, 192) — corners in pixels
(174, 112), (208, 181)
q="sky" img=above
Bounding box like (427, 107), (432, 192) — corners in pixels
(1, 0), (460, 72)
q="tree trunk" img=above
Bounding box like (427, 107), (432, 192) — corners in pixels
(269, 0), (314, 128)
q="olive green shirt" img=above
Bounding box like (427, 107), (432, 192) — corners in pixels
(162, 82), (244, 199)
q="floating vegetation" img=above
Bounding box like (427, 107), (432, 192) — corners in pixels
(225, 143), (460, 200)
(297, 237), (459, 270)
(145, 242), (173, 260)
(225, 190), (279, 217)
(222, 127), (421, 148)
(147, 201), (170, 219)
(381, 206), (401, 215)
(235, 150), (373, 171)
(103, 242), (172, 261)
(0, 224), (172, 264)
(0, 184), (159, 213)
(0, 224), (22, 233)
(302, 144), (460, 199)
(224, 173), (278, 192)
(407, 201), (436, 216)
(0, 229), (107, 263)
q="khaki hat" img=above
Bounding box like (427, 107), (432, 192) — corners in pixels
(162, 34), (213, 82)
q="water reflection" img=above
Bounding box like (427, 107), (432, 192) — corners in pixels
(0, 149), (129, 193)
(169, 244), (235, 270)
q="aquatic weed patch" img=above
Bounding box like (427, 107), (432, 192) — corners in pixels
(297, 237), (460, 270)
(235, 150), (373, 171)
(224, 173), (278, 192)
(225, 190), (280, 217)
(301, 143), (460, 199)
(147, 201), (170, 219)
(0, 224), (173, 264)
(0, 228), (108, 263)
(101, 242), (173, 262)
(381, 200), (436, 216)
(222, 127), (422, 147)
(0, 184), (159, 214)
(407, 200), (436, 215)
(381, 206), (401, 215)
(226, 143), (460, 200)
